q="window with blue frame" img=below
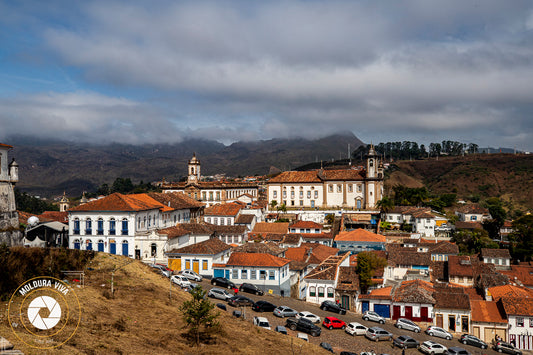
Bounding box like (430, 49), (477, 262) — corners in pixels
(121, 219), (128, 235)
(73, 219), (80, 234)
(97, 218), (104, 235)
(269, 270), (275, 280)
(109, 219), (116, 235)
(85, 219), (92, 235)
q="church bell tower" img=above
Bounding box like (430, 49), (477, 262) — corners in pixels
(187, 153), (201, 184)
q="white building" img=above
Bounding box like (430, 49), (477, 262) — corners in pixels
(68, 192), (204, 261)
(304, 253), (350, 305)
(501, 297), (533, 351)
(165, 238), (232, 276)
(382, 206), (437, 237)
(267, 146), (384, 210)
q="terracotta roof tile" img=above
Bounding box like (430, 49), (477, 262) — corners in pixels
(359, 286), (393, 300)
(500, 297), (533, 317)
(433, 286), (470, 310)
(290, 220), (323, 229)
(166, 238), (231, 255)
(304, 253), (350, 281)
(284, 243), (339, 264)
(268, 171), (323, 183)
(69, 193), (165, 212)
(37, 211), (69, 223)
(393, 280), (435, 304)
(386, 244), (431, 267)
(300, 232), (333, 240)
(455, 221), (484, 230)
(232, 243), (285, 257)
(204, 203), (243, 217)
(335, 228), (386, 243)
(456, 204), (489, 215)
(235, 214), (255, 224)
(252, 222), (289, 234)
(0, 143), (13, 148)
(480, 248), (511, 259)
(148, 192), (204, 209)
(336, 266), (359, 292)
(488, 284), (533, 301)
(470, 300), (507, 323)
(499, 265), (533, 287)
(226, 252), (290, 268)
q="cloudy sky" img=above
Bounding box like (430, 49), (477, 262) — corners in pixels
(1, 0), (532, 150)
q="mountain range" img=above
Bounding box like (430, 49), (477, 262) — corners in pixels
(5, 133), (364, 198)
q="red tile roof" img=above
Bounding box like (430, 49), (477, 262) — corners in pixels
(225, 252), (290, 268)
(37, 211), (69, 223)
(335, 228), (386, 243)
(252, 222), (289, 234)
(268, 168), (365, 184)
(359, 286), (393, 300)
(284, 243), (339, 264)
(290, 220), (323, 229)
(470, 300), (507, 324)
(204, 202), (243, 217)
(304, 253), (350, 281)
(393, 280), (435, 304)
(167, 238), (231, 255)
(480, 248), (511, 259)
(148, 192), (204, 209)
(499, 265), (533, 287)
(500, 297), (533, 317)
(0, 143), (13, 148)
(69, 192), (166, 212)
(488, 284), (533, 301)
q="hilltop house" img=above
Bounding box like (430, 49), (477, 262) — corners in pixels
(382, 206), (437, 237)
(267, 146), (384, 210)
(203, 202), (243, 226)
(455, 204), (491, 222)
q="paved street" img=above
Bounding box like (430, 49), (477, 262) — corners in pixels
(191, 279), (502, 355)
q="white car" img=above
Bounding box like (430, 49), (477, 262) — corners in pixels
(419, 340), (447, 354)
(179, 269), (203, 282)
(171, 275), (191, 288)
(297, 333), (309, 342)
(425, 325), (453, 340)
(253, 316), (271, 330)
(296, 311), (321, 324)
(345, 322), (367, 336)
(362, 311), (385, 324)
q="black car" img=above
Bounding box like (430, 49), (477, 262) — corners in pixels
(493, 341), (522, 355)
(227, 295), (254, 307)
(320, 342), (334, 353)
(340, 352), (357, 355)
(285, 318), (321, 337)
(239, 282), (264, 296)
(393, 335), (419, 349)
(211, 277), (236, 289)
(320, 300), (346, 315)
(252, 300), (277, 312)
(459, 334), (487, 349)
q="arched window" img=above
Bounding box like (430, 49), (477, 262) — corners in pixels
(73, 239), (80, 249)
(97, 239), (104, 252)
(318, 287), (325, 297)
(121, 219), (128, 235)
(73, 218), (80, 234)
(86, 239), (93, 250)
(309, 286), (316, 297)
(327, 287), (334, 298)
(122, 240), (129, 256)
(151, 243), (157, 257)
(97, 218), (104, 235)
(85, 218), (92, 235)
(110, 218), (116, 235)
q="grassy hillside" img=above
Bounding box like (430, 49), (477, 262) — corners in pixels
(0, 251), (328, 355)
(386, 153), (533, 212)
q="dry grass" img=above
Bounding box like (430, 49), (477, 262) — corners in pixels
(1, 253), (328, 354)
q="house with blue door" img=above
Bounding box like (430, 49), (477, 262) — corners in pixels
(334, 228), (386, 254)
(212, 252), (291, 297)
(358, 286), (393, 318)
(68, 192), (204, 262)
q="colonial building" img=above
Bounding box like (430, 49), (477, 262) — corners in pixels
(267, 145), (384, 210)
(0, 143), (21, 246)
(159, 153), (259, 207)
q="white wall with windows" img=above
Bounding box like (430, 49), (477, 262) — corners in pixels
(304, 279), (336, 304)
(214, 264), (291, 296)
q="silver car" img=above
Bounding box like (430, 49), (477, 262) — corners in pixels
(365, 326), (393, 342)
(420, 340), (447, 354)
(179, 269), (203, 282)
(207, 287), (232, 300)
(362, 311), (385, 324)
(425, 325), (453, 340)
(395, 318), (421, 332)
(273, 306), (298, 318)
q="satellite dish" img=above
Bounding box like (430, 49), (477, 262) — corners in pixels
(28, 216), (40, 226)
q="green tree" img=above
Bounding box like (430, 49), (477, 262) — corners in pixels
(451, 229), (497, 254)
(15, 189), (59, 214)
(356, 251), (387, 294)
(325, 214), (335, 225)
(270, 200), (278, 211)
(376, 197), (394, 213)
(483, 197), (507, 240)
(509, 215), (533, 262)
(278, 203), (287, 213)
(179, 286), (220, 346)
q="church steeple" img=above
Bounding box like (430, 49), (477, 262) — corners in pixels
(59, 191), (69, 212)
(366, 144), (378, 178)
(187, 153), (201, 184)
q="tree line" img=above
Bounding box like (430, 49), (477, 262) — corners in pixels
(352, 140), (479, 161)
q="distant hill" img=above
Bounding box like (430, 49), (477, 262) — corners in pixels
(386, 154), (533, 211)
(6, 133), (363, 198)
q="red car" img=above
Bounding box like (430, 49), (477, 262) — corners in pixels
(322, 316), (346, 330)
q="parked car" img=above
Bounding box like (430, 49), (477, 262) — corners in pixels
(273, 306), (298, 318)
(239, 282), (264, 296)
(170, 275), (191, 287)
(394, 318), (421, 332)
(159, 268), (171, 278)
(425, 326), (453, 340)
(296, 311), (321, 324)
(253, 316), (271, 330)
(320, 300), (347, 315)
(274, 325), (287, 335)
(285, 318), (321, 337)
(362, 311), (385, 324)
(459, 334), (487, 349)
(320, 342), (334, 353)
(393, 335), (419, 349)
(179, 269), (202, 282)
(345, 322), (367, 336)
(297, 333), (309, 342)
(252, 300), (277, 313)
(447, 347), (471, 355)
(322, 316), (346, 330)
(207, 287), (232, 301)
(227, 295), (254, 307)
(419, 340), (447, 354)
(493, 341), (522, 355)
(211, 277), (236, 289)
(215, 303), (227, 311)
(340, 352), (357, 355)
(364, 327), (393, 342)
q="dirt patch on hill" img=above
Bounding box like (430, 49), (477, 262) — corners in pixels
(0, 253), (328, 355)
